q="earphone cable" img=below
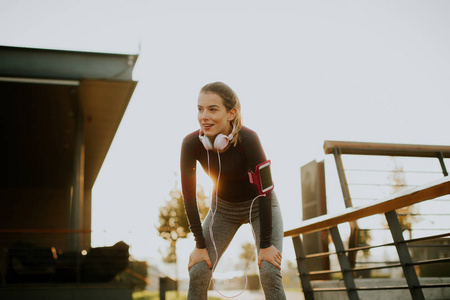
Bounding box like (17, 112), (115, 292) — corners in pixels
(208, 150), (262, 299)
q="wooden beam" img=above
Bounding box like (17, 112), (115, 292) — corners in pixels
(284, 177), (450, 237)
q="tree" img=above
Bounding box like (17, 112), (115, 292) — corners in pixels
(357, 229), (372, 258)
(281, 260), (300, 289)
(387, 158), (421, 239)
(156, 179), (210, 277)
(239, 242), (259, 289)
(239, 242), (256, 265)
(239, 242), (259, 275)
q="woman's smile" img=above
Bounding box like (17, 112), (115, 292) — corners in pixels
(202, 123), (213, 131)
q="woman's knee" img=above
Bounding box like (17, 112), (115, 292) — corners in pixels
(259, 261), (286, 299)
(189, 261), (212, 282)
(259, 260), (282, 284)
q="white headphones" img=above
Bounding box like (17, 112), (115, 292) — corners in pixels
(198, 126), (235, 151)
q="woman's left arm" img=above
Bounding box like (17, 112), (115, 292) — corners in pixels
(242, 130), (274, 251)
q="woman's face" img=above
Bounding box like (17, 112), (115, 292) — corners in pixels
(197, 92), (236, 139)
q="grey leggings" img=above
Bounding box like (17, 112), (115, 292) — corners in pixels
(188, 193), (286, 300)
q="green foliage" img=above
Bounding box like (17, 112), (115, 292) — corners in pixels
(281, 260), (301, 289)
(387, 159), (421, 238)
(156, 180), (210, 263)
(239, 242), (256, 264)
(357, 229), (372, 258)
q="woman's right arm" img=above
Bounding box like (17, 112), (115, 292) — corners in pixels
(180, 135), (207, 249)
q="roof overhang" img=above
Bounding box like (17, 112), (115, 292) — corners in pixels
(1, 46), (139, 189)
(0, 45), (138, 81)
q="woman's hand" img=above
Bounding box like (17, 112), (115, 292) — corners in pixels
(188, 248), (212, 271)
(258, 245), (282, 270)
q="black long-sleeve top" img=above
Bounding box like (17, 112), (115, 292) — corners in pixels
(180, 126), (273, 249)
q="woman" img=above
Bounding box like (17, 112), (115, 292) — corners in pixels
(180, 82), (286, 299)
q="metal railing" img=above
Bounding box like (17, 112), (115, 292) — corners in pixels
(284, 141), (450, 300)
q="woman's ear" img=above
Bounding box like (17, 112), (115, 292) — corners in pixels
(228, 108), (237, 121)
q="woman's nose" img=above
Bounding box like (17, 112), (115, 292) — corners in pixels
(199, 110), (209, 120)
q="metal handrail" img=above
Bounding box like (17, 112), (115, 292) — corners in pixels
(285, 141), (450, 300)
(284, 177), (450, 238)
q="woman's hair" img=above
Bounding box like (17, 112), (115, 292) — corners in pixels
(200, 81), (243, 146)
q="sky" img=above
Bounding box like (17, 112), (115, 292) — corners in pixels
(2, 0), (450, 279)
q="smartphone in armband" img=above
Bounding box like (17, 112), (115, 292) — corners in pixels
(248, 160), (274, 195)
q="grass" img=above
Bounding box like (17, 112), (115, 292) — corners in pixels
(133, 291), (184, 300)
(133, 290), (221, 300)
